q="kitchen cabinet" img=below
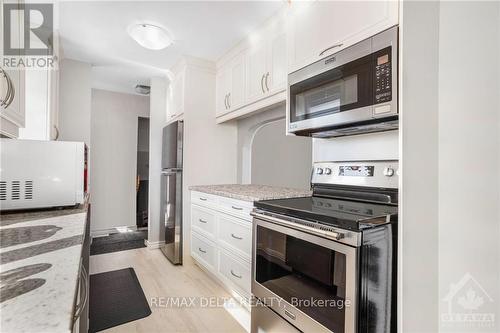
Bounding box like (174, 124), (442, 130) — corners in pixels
(167, 65), (185, 121)
(0, 0), (26, 138)
(190, 191), (253, 301)
(216, 52), (245, 117)
(286, 0), (399, 73)
(246, 29), (287, 103)
(215, 16), (287, 123)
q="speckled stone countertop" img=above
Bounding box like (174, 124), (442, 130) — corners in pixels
(0, 202), (89, 333)
(189, 184), (312, 202)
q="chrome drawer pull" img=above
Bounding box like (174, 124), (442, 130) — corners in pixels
(199, 197), (207, 201)
(230, 270), (242, 279)
(231, 205), (243, 211)
(231, 233), (242, 240)
(198, 247), (206, 253)
(284, 309), (296, 320)
(199, 219), (208, 224)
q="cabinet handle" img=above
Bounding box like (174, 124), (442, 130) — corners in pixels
(230, 270), (242, 279)
(0, 68), (13, 109)
(53, 125), (60, 140)
(227, 93), (231, 108)
(319, 43), (343, 56)
(260, 74), (265, 93)
(73, 263), (88, 322)
(265, 72), (270, 92)
(231, 205), (243, 211)
(231, 233), (243, 240)
(199, 197), (207, 201)
(224, 94), (228, 109)
(198, 247), (207, 254)
(199, 218), (208, 224)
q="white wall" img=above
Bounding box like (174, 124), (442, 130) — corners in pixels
(90, 89), (149, 233)
(147, 77), (167, 245)
(58, 59), (91, 145)
(313, 130), (399, 162)
(400, 1), (440, 331)
(437, 2), (500, 331)
(19, 70), (49, 140)
(237, 106), (312, 189)
(400, 2), (500, 332)
(182, 58), (238, 262)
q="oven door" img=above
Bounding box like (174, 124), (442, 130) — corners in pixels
(252, 214), (359, 333)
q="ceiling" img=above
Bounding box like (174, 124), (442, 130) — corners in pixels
(58, 1), (285, 95)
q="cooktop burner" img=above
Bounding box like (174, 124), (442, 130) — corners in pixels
(254, 195), (398, 231)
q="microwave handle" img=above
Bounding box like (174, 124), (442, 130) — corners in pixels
(319, 43), (343, 57)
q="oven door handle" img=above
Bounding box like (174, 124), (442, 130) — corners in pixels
(250, 211), (345, 241)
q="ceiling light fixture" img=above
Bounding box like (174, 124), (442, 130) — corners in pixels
(127, 23), (172, 50)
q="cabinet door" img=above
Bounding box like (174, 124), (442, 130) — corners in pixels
(228, 54), (245, 111)
(0, 1), (26, 131)
(170, 70), (185, 120)
(287, 0), (398, 73)
(215, 68), (230, 117)
(266, 31), (287, 95)
(245, 41), (268, 104)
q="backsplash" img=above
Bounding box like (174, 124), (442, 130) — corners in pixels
(313, 130), (399, 162)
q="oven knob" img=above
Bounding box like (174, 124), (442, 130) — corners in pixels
(316, 168), (324, 175)
(324, 168), (332, 175)
(383, 167), (395, 177)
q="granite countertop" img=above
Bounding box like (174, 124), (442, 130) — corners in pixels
(189, 184), (312, 202)
(0, 202), (89, 333)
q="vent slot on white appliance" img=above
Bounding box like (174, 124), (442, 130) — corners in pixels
(11, 181), (20, 200)
(25, 181), (33, 200)
(0, 182), (6, 201)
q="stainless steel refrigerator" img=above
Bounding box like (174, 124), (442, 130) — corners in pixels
(160, 120), (183, 264)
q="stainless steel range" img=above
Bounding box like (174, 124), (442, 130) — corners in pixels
(251, 160), (398, 333)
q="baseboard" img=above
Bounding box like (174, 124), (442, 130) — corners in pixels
(144, 239), (165, 249)
(91, 225), (138, 238)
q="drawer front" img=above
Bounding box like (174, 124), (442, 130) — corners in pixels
(218, 249), (251, 294)
(191, 233), (216, 271)
(191, 205), (216, 239)
(217, 214), (252, 260)
(218, 197), (253, 220)
(191, 191), (217, 207)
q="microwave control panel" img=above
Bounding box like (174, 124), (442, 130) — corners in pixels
(374, 47), (392, 104)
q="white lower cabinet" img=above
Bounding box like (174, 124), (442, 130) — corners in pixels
(190, 191), (252, 299)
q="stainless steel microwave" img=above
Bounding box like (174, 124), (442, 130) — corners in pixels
(287, 26), (398, 138)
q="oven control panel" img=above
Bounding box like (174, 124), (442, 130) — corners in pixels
(312, 161), (399, 189)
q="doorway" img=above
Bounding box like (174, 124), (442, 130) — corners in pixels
(136, 117), (150, 230)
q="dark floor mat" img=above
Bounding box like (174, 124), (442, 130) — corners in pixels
(89, 268), (151, 332)
(90, 230), (147, 256)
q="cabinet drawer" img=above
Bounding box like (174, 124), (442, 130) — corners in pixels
(217, 214), (252, 260)
(191, 206), (216, 239)
(218, 197), (253, 220)
(218, 250), (251, 294)
(191, 191), (217, 207)
(191, 233), (216, 271)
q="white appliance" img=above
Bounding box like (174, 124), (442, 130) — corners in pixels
(0, 139), (87, 211)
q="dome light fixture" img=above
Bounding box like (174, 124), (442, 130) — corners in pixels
(127, 23), (172, 50)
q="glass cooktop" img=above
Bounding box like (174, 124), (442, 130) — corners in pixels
(254, 196), (398, 231)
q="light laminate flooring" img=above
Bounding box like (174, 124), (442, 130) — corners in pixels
(90, 248), (247, 333)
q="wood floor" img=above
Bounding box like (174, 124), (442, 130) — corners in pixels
(90, 248), (246, 333)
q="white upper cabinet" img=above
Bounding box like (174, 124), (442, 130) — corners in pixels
(167, 66), (185, 121)
(287, 0), (399, 73)
(266, 30), (287, 95)
(0, 0), (26, 138)
(245, 41), (268, 103)
(216, 52), (246, 117)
